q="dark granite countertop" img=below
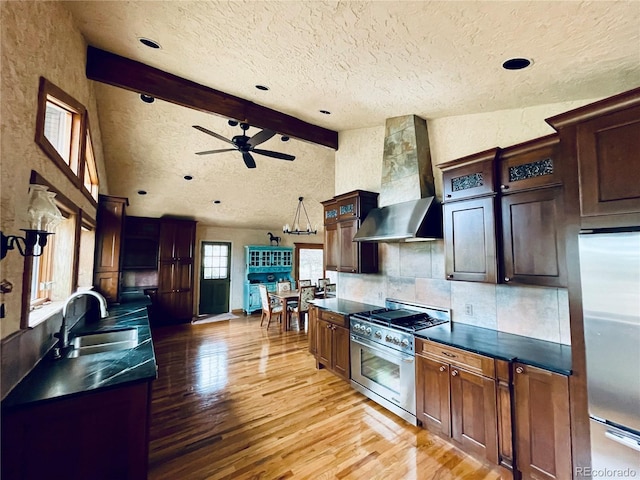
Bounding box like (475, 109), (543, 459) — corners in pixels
(415, 322), (572, 375)
(310, 298), (382, 316)
(2, 300), (157, 410)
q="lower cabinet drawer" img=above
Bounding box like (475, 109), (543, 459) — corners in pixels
(416, 338), (495, 378)
(319, 309), (347, 327)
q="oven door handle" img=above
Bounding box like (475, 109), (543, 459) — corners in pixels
(350, 335), (414, 363)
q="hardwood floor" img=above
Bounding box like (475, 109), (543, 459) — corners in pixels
(148, 315), (506, 480)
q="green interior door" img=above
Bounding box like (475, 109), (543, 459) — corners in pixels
(199, 242), (231, 315)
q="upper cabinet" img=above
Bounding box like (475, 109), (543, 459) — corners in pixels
(439, 138), (568, 288)
(321, 190), (378, 274)
(122, 216), (160, 270)
(94, 195), (128, 303)
(547, 87), (640, 229)
(439, 149), (499, 284)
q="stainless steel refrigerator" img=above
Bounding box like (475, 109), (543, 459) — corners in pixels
(579, 230), (640, 473)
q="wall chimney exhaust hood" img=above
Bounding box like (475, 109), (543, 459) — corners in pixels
(353, 197), (442, 243)
(353, 114), (442, 243)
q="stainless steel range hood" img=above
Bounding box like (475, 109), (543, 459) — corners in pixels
(353, 197), (442, 243)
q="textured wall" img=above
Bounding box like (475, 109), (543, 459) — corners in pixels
(334, 98), (602, 345)
(0, 1), (107, 339)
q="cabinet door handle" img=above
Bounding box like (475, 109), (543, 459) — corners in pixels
(439, 366), (446, 372)
(447, 274), (454, 279)
(505, 277), (511, 283)
(442, 351), (456, 358)
(451, 369), (458, 376)
(446, 194), (452, 198)
(501, 184), (509, 190)
(515, 366), (524, 374)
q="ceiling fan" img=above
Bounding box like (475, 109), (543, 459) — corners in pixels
(193, 121), (295, 169)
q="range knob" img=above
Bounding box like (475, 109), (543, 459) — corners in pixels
(354, 323), (361, 331)
(365, 327), (372, 335)
(401, 339), (410, 347)
(374, 331), (382, 339)
(393, 337), (400, 345)
(385, 335), (393, 342)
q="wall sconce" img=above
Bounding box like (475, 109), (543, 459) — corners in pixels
(283, 196), (318, 235)
(0, 184), (63, 260)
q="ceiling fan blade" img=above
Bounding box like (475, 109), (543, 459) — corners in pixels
(252, 149), (295, 161)
(192, 125), (233, 145)
(195, 148), (237, 155)
(242, 152), (257, 169)
(247, 129), (276, 148)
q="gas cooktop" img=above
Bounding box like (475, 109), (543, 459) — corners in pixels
(353, 307), (449, 333)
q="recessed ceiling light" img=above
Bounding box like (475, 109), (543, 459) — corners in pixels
(213, 200), (221, 204)
(140, 94), (155, 104)
(184, 175), (193, 181)
(281, 136), (290, 142)
(255, 85), (269, 91)
(138, 37), (161, 49)
(138, 190), (147, 195)
(319, 110), (331, 115)
(502, 58), (532, 70)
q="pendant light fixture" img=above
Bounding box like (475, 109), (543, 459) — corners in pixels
(283, 197), (317, 235)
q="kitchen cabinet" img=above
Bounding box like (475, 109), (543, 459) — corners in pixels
(308, 305), (318, 356)
(547, 88), (640, 229)
(315, 309), (350, 380)
(122, 216), (160, 270)
(93, 194), (128, 303)
(440, 136), (568, 287)
(513, 362), (572, 480)
(416, 339), (499, 465)
(498, 135), (567, 287)
(321, 190), (378, 274)
(2, 381), (152, 480)
(440, 149), (499, 284)
(156, 219), (196, 322)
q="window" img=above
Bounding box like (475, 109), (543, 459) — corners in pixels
(294, 243), (324, 284)
(202, 243), (229, 280)
(83, 128), (99, 201)
(35, 77), (92, 197)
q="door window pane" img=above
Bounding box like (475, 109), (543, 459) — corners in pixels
(202, 243), (229, 279)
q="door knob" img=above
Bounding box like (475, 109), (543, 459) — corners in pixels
(515, 366), (524, 374)
(439, 366), (446, 372)
(451, 370), (458, 376)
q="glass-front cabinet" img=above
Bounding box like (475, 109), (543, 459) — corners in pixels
(243, 245), (294, 314)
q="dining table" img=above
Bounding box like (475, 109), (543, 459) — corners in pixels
(269, 288), (325, 331)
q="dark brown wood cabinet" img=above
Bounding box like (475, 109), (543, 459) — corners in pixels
(93, 195), (128, 303)
(122, 216), (160, 270)
(315, 309), (350, 380)
(321, 190), (378, 274)
(443, 196), (498, 283)
(498, 134), (567, 287)
(513, 363), (572, 480)
(415, 339), (499, 465)
(157, 219), (196, 322)
(547, 88), (640, 229)
(496, 360), (515, 472)
(2, 382), (152, 480)
(308, 305), (318, 356)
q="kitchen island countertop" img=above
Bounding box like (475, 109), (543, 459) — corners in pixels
(2, 300), (157, 410)
(310, 298), (382, 316)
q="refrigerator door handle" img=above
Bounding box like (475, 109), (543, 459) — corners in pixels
(605, 430), (640, 452)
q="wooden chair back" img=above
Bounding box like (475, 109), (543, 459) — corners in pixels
(298, 286), (316, 312)
(317, 278), (330, 290)
(277, 281), (292, 293)
(298, 279), (312, 287)
(324, 283), (337, 298)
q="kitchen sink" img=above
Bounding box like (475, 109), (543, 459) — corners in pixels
(67, 328), (139, 358)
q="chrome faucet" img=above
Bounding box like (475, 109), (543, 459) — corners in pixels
(54, 290), (109, 354)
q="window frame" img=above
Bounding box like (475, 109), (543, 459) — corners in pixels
(294, 242), (324, 284)
(36, 76), (99, 207)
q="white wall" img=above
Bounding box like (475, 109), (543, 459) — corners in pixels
(333, 99), (602, 345)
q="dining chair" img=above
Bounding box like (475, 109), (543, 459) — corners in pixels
(276, 280), (292, 293)
(259, 284), (283, 330)
(298, 279), (312, 287)
(290, 285), (316, 330)
(324, 283), (337, 298)
(317, 278), (330, 291)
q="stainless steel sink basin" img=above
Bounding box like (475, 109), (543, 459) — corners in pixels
(67, 328), (139, 357)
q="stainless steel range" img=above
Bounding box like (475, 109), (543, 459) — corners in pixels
(350, 299), (450, 426)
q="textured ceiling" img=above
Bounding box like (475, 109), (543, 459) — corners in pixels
(63, 0), (640, 229)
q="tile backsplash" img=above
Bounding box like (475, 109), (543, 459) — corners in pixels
(336, 240), (571, 345)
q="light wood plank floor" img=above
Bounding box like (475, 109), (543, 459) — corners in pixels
(148, 315), (506, 480)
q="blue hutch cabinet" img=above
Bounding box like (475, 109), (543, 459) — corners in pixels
(243, 245), (294, 314)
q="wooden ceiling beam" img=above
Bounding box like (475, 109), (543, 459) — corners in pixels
(85, 46), (338, 150)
